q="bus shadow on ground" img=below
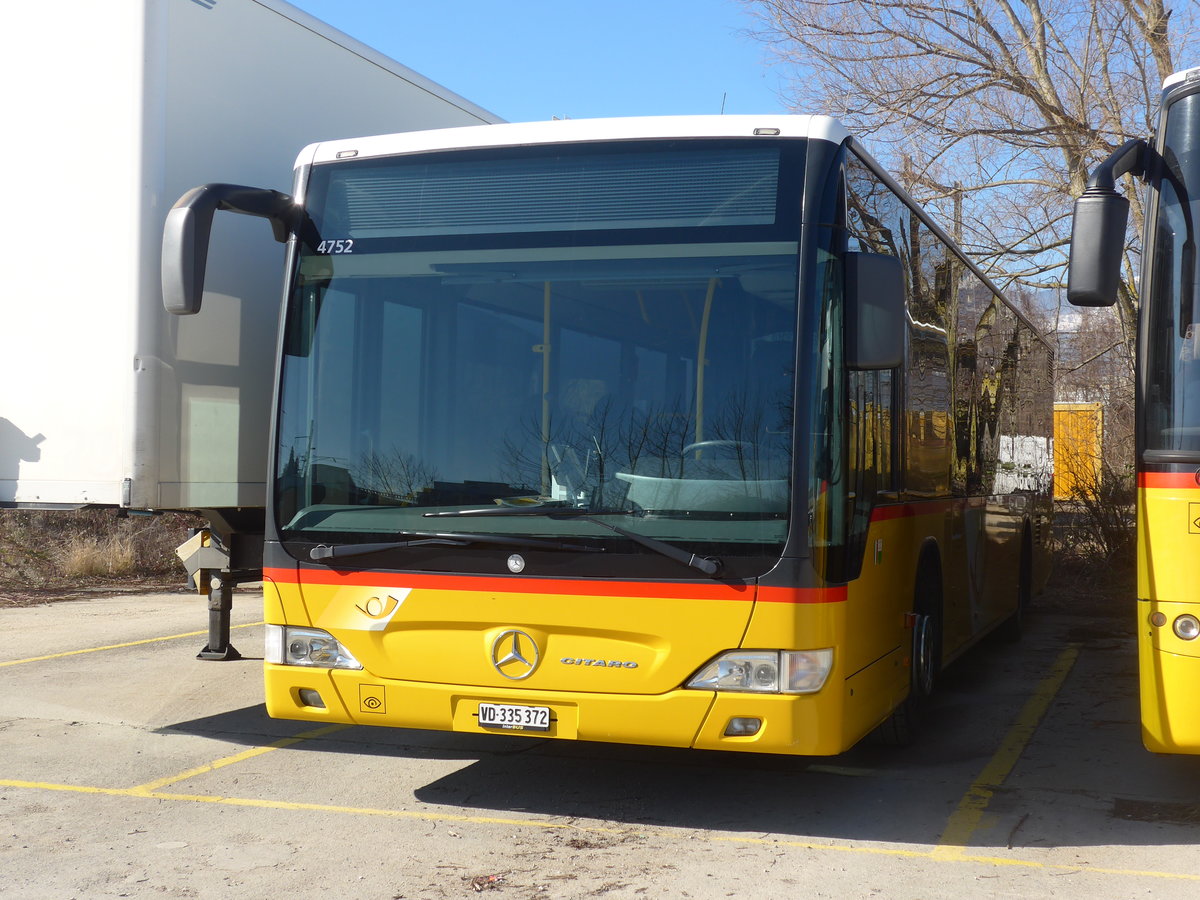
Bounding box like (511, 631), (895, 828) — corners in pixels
(160, 612), (1199, 851)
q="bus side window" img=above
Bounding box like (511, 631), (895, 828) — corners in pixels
(840, 153), (905, 576)
(847, 368), (895, 570)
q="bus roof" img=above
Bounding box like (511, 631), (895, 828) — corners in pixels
(295, 115), (852, 168)
(1163, 66), (1200, 97)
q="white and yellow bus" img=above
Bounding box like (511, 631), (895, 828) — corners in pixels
(1069, 67), (1200, 754)
(167, 116), (1053, 755)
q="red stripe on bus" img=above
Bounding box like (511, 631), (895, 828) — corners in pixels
(757, 585), (847, 604)
(264, 567), (846, 604)
(870, 498), (965, 522)
(1138, 472), (1200, 489)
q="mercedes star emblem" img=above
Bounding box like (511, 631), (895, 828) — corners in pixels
(491, 629), (540, 680)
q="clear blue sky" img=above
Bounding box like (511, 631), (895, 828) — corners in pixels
(286, 0), (789, 122)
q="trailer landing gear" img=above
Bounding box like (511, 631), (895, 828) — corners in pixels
(198, 576), (242, 661)
(175, 526), (260, 661)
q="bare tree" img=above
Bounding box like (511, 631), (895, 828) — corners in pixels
(743, 0), (1199, 365)
(352, 448), (440, 506)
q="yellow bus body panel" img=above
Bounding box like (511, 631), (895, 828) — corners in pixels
(263, 571), (869, 755)
(1137, 479), (1200, 754)
(261, 493), (1029, 756)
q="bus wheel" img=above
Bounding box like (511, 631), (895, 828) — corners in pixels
(912, 612), (937, 698)
(872, 563), (941, 747)
(999, 528), (1033, 643)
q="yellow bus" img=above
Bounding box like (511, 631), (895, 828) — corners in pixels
(1069, 67), (1200, 754)
(167, 116), (1053, 755)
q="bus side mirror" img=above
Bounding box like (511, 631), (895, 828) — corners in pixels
(162, 183), (295, 315)
(1066, 188), (1128, 308)
(1066, 138), (1148, 309)
(845, 252), (905, 370)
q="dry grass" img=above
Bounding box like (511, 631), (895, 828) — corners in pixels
(0, 508), (203, 598)
(58, 534), (138, 578)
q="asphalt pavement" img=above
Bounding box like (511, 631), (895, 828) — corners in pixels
(1, 587), (1197, 899)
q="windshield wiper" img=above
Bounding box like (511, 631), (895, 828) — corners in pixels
(424, 508), (723, 577)
(309, 531), (603, 562)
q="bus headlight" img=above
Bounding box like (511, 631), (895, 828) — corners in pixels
(1173, 615), (1200, 641)
(685, 649), (833, 694)
(265, 624), (363, 669)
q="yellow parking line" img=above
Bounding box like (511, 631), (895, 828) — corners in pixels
(4, 638), (1186, 882)
(934, 644), (1081, 859)
(0, 621), (264, 668)
(130, 724), (351, 792)
(0, 780), (130, 797)
(0, 775), (613, 830)
(1, 774), (1197, 881)
(715, 833), (1200, 880)
(140, 790), (600, 830)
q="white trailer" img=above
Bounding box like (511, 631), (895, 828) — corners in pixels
(1, 0), (498, 656)
(0, 0), (499, 515)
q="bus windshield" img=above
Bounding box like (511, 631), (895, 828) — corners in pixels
(1146, 90), (1200, 454)
(274, 141), (803, 576)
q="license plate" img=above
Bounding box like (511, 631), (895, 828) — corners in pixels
(477, 702), (551, 731)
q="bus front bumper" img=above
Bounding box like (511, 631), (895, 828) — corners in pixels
(264, 664), (857, 756)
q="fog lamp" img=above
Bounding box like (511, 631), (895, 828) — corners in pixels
(724, 717), (763, 737)
(297, 689), (326, 708)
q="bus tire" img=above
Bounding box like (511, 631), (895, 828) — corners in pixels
(871, 553), (942, 747)
(998, 526), (1033, 643)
